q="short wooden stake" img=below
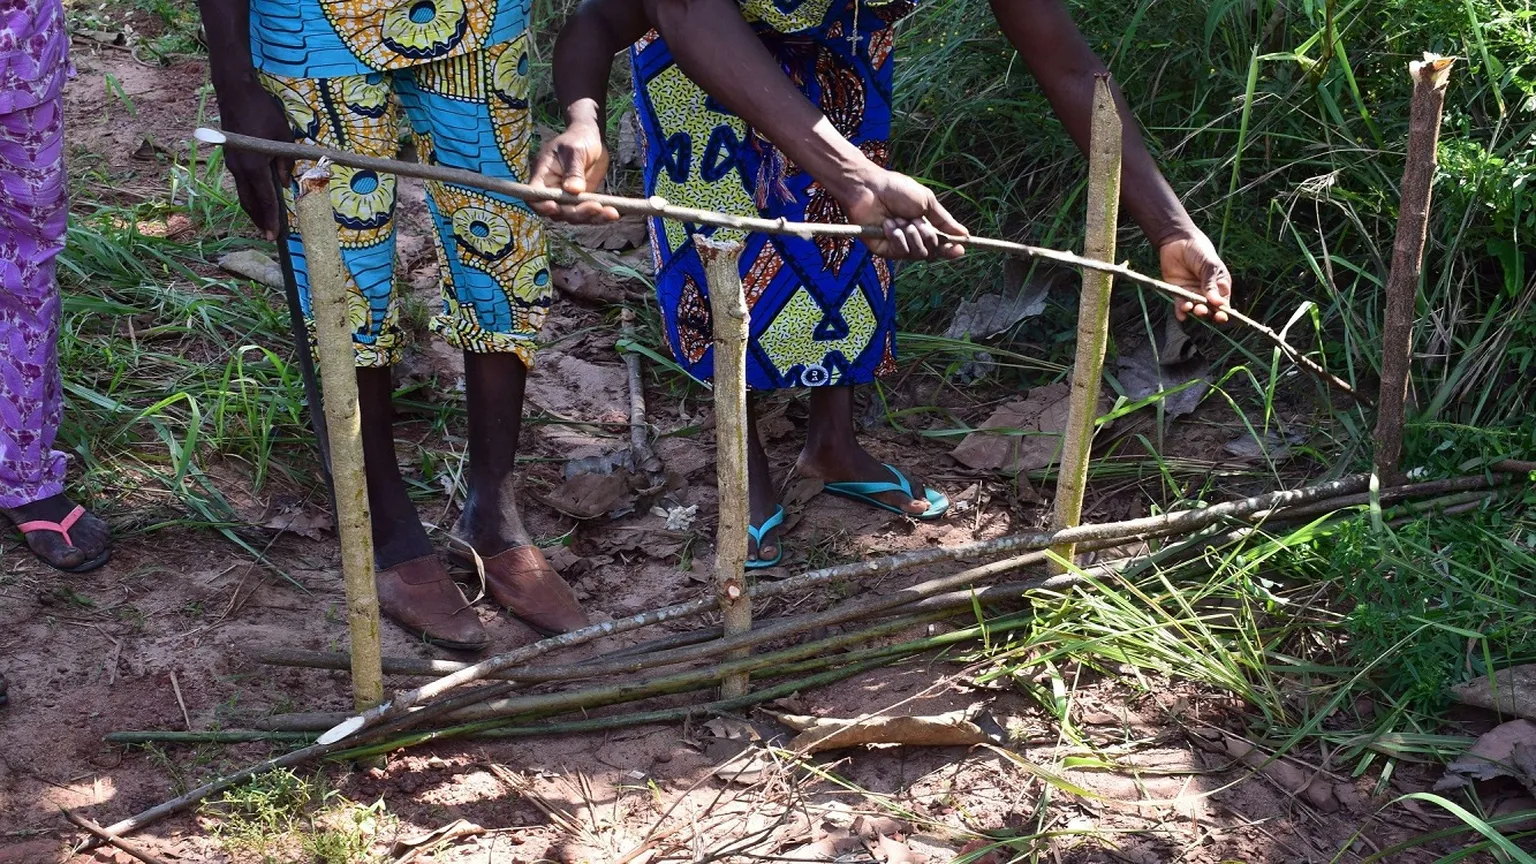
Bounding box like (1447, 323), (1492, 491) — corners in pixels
(294, 162), (384, 712)
(1051, 75), (1123, 571)
(1373, 54), (1454, 484)
(694, 234), (753, 699)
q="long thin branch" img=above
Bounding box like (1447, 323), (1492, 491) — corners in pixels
(315, 473), (1381, 744)
(194, 128), (1367, 406)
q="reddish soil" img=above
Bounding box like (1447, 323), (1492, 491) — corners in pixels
(0, 24), (1461, 864)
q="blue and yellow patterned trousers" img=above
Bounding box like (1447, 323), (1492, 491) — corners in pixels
(263, 37), (551, 368)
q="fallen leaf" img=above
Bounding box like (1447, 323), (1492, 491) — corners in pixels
(1453, 665), (1536, 721)
(552, 261), (625, 304)
(944, 268), (1050, 341)
(1224, 428), (1303, 462)
(852, 815), (923, 864)
(565, 447), (635, 480)
(74, 28), (126, 45)
(617, 108), (643, 167)
(1436, 719), (1536, 796)
(598, 531), (687, 561)
(389, 818), (484, 862)
(1112, 315), (1209, 422)
(565, 216), (649, 252)
(542, 472), (637, 520)
(772, 708), (1004, 755)
(260, 506), (333, 541)
(1223, 736), (1338, 812)
(950, 383), (1103, 475)
(218, 250), (285, 290)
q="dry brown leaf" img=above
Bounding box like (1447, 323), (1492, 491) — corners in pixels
(1453, 665), (1536, 721)
(389, 818), (484, 861)
(774, 708), (998, 755)
(564, 216), (649, 252)
(218, 250), (285, 290)
(1436, 719), (1536, 796)
(552, 261), (626, 304)
(260, 506), (333, 541)
(542, 472), (637, 520)
(951, 383), (1101, 474)
(1223, 736), (1338, 812)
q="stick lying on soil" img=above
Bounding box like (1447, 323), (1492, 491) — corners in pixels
(98, 471), (1526, 841)
(194, 128), (1366, 406)
(311, 472), (1422, 744)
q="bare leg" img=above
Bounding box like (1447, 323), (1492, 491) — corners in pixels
(746, 394), (779, 563)
(357, 367), (434, 569)
(454, 352), (533, 554)
(797, 386), (930, 514)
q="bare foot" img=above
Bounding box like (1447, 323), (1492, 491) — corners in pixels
(3, 493), (111, 572)
(747, 426), (781, 564)
(800, 386), (933, 515)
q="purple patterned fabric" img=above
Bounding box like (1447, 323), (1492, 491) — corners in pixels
(0, 0), (69, 509)
(0, 0), (69, 115)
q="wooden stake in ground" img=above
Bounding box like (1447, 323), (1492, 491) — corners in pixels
(1373, 54), (1454, 484)
(294, 162), (384, 711)
(1051, 75), (1122, 570)
(694, 235), (753, 699)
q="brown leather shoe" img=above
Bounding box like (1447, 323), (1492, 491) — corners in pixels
(375, 556), (490, 652)
(465, 545), (589, 636)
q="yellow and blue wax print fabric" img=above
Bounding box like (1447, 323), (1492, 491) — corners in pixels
(631, 0), (916, 390)
(250, 0), (528, 78)
(260, 34), (549, 368)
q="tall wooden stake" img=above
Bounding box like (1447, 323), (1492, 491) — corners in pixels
(695, 234), (752, 699)
(1373, 54), (1454, 484)
(1051, 75), (1123, 571)
(294, 162), (384, 711)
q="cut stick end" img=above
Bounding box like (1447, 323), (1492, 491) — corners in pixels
(298, 159), (335, 196)
(193, 127), (227, 145)
(1410, 54), (1455, 88)
(316, 714), (366, 746)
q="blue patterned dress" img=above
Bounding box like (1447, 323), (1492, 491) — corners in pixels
(631, 0), (916, 390)
(248, 0), (550, 368)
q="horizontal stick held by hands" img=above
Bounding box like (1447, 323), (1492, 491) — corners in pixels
(193, 127), (1367, 406)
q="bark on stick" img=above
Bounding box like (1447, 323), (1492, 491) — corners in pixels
(197, 128), (1366, 406)
(1373, 54), (1453, 483)
(694, 235), (753, 699)
(294, 163), (384, 712)
(1051, 75), (1122, 570)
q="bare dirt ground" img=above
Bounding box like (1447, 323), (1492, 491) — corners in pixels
(0, 30), (1464, 864)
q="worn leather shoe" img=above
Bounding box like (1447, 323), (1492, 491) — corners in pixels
(375, 556), (490, 652)
(467, 545), (589, 636)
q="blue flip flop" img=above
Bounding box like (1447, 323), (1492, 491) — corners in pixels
(823, 464), (949, 520)
(746, 505), (786, 569)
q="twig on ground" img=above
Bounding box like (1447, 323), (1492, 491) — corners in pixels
(696, 235), (753, 699)
(311, 473), (1379, 744)
(1052, 75), (1122, 571)
(195, 127), (1366, 406)
(168, 670), (191, 731)
(295, 161), (384, 711)
(1373, 54), (1454, 482)
(621, 306), (664, 484)
(63, 809), (171, 864)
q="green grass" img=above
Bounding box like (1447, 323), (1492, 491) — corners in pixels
(204, 768), (389, 864)
(45, 0), (1536, 859)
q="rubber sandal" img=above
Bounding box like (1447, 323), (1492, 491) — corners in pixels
(746, 505), (786, 570)
(14, 505), (112, 574)
(822, 464), (949, 520)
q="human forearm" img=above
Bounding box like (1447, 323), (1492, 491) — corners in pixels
(988, 0), (1196, 246)
(641, 0), (880, 202)
(553, 0), (649, 129)
(197, 0), (258, 94)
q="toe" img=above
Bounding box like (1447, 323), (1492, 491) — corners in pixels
(25, 532), (84, 569)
